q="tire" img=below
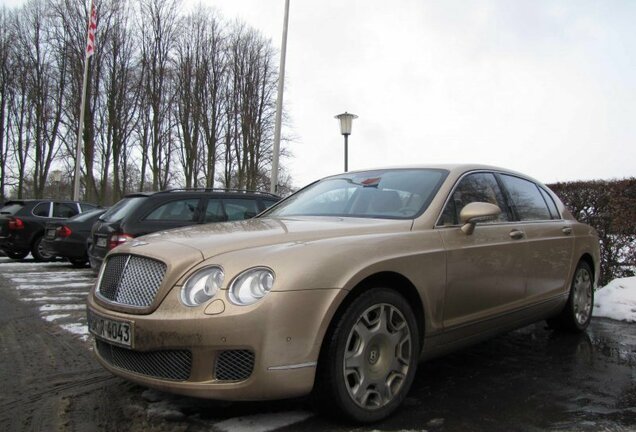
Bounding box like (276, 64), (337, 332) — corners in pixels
(6, 250), (29, 260)
(313, 288), (420, 423)
(547, 261), (594, 332)
(69, 257), (88, 268)
(31, 236), (56, 262)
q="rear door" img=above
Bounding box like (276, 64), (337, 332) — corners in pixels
(498, 174), (574, 301)
(134, 197), (203, 235)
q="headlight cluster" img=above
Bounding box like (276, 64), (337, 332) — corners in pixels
(181, 266), (224, 307)
(229, 267), (275, 306)
(180, 266), (275, 307)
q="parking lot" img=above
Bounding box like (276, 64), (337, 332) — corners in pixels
(1, 256), (635, 432)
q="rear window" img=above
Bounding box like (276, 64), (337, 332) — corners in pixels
(100, 197), (147, 222)
(0, 202), (25, 215)
(69, 208), (105, 222)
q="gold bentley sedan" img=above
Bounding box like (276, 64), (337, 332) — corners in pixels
(87, 165), (599, 422)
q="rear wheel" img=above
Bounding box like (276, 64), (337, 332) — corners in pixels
(314, 288), (420, 423)
(547, 261), (594, 332)
(31, 236), (55, 262)
(6, 250), (29, 260)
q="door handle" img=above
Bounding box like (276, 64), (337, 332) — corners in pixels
(562, 227), (572, 235)
(509, 229), (525, 240)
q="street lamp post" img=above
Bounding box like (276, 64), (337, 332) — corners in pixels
(335, 112), (358, 172)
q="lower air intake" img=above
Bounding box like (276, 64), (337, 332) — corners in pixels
(215, 350), (255, 381)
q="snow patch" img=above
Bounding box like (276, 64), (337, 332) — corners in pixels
(60, 322), (89, 340)
(213, 411), (313, 432)
(24, 296), (85, 302)
(43, 314), (71, 322)
(593, 276), (636, 323)
(39, 304), (85, 312)
(15, 282), (93, 290)
(146, 401), (185, 421)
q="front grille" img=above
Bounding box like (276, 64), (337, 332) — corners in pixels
(215, 350), (255, 381)
(98, 254), (166, 307)
(96, 340), (192, 381)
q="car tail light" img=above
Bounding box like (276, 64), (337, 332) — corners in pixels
(8, 217), (24, 230)
(108, 233), (134, 250)
(58, 225), (72, 238)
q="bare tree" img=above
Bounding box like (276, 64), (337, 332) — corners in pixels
(226, 24), (278, 190)
(138, 0), (179, 191)
(173, 11), (203, 188)
(1, 0), (292, 200)
(199, 9), (227, 188)
(102, 0), (140, 202)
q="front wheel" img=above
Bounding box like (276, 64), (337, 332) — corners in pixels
(314, 288), (420, 423)
(547, 261), (594, 332)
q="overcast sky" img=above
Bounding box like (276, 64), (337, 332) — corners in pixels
(2, 0), (635, 188)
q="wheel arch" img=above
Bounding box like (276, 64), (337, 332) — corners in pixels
(317, 271), (426, 367)
(578, 253), (597, 286)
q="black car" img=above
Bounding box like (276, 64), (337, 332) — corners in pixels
(41, 208), (107, 267)
(88, 189), (280, 270)
(0, 199), (98, 261)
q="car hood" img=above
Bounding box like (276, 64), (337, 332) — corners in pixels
(135, 216), (413, 260)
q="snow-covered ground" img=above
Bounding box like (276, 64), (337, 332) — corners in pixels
(593, 276), (636, 323)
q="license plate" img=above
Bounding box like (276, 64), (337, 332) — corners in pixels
(96, 236), (107, 248)
(88, 311), (133, 347)
(46, 228), (57, 239)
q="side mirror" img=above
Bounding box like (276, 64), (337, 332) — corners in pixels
(459, 202), (502, 235)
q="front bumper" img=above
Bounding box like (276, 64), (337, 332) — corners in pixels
(87, 286), (345, 400)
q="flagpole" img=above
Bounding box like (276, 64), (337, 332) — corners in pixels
(270, 0), (290, 195)
(73, 0), (95, 201)
(73, 55), (90, 201)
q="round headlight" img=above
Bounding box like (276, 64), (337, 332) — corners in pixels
(181, 266), (224, 307)
(229, 267), (275, 306)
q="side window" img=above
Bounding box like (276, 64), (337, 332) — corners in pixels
(144, 199), (199, 221)
(263, 199), (278, 210)
(439, 173), (509, 226)
(204, 199), (225, 223)
(539, 188), (560, 219)
(32, 202), (51, 217)
(223, 199), (259, 221)
(53, 202), (79, 218)
(500, 175), (551, 221)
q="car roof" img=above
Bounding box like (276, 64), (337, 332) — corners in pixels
(323, 164), (546, 186)
(122, 189), (280, 199)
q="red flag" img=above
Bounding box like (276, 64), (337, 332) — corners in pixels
(86, 1), (97, 57)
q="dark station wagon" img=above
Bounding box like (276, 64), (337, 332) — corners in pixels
(88, 189), (280, 271)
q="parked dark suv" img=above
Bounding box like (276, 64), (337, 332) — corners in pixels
(88, 189), (280, 271)
(0, 199), (98, 261)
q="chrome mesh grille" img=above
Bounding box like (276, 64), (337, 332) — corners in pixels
(96, 340), (191, 381)
(98, 254), (166, 307)
(215, 350), (255, 381)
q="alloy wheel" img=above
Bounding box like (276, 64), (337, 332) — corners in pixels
(343, 303), (412, 410)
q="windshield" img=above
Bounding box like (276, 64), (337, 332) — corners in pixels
(99, 197), (146, 222)
(264, 169), (448, 219)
